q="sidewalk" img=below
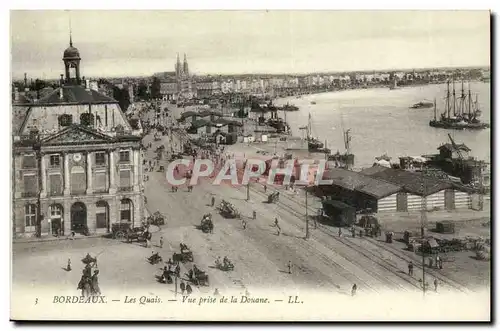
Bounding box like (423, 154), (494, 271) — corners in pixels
(13, 233), (104, 244)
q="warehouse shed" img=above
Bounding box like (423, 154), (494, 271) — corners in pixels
(360, 166), (466, 211)
(316, 168), (403, 213)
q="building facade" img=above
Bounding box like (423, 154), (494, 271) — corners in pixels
(12, 38), (144, 238)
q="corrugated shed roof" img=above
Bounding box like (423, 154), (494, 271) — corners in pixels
(366, 167), (453, 196)
(37, 85), (117, 105)
(359, 165), (389, 176)
(322, 168), (403, 199)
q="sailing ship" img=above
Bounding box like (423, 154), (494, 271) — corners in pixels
(429, 80), (490, 130)
(328, 129), (355, 170)
(299, 113), (324, 152)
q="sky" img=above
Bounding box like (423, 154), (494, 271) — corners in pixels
(10, 10), (490, 80)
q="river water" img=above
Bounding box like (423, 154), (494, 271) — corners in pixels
(276, 82), (491, 168)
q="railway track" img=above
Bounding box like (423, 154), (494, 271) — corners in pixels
(238, 182), (468, 293)
(229, 184), (420, 292)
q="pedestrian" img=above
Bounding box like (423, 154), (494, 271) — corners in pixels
(359, 230), (363, 238)
(186, 284), (193, 296)
(180, 281), (186, 295)
(188, 185), (193, 192)
(242, 219), (247, 230)
(211, 196), (215, 207)
(67, 258), (71, 272)
(408, 261), (414, 276)
(434, 279), (438, 292)
(159, 236), (164, 249)
(214, 288), (220, 296)
(338, 227), (342, 237)
(429, 257), (434, 268)
(253, 210), (256, 220)
(436, 255), (443, 269)
(352, 228), (356, 238)
(264, 184), (267, 193)
(274, 217), (281, 236)
(287, 261), (292, 274)
(351, 284), (357, 296)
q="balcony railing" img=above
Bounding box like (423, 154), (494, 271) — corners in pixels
(21, 192), (37, 198)
(70, 190), (86, 196)
(48, 191), (63, 197)
(94, 188), (109, 194)
(118, 186), (133, 192)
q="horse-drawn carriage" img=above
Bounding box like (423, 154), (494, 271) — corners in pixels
(200, 214), (214, 233)
(267, 192), (280, 203)
(189, 266), (209, 286)
(217, 200), (241, 219)
(127, 227), (151, 243)
(111, 222), (131, 240)
(215, 257), (234, 272)
(173, 244), (194, 263)
(148, 252), (163, 265)
(147, 211), (166, 226)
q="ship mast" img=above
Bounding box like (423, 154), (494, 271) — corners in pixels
(452, 79), (457, 117)
(468, 82), (473, 121)
(445, 80), (451, 119)
(433, 98), (437, 121)
(460, 80), (465, 118)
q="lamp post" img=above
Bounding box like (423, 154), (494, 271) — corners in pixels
(33, 132), (43, 238)
(420, 173), (427, 296)
(305, 188), (309, 239)
(175, 273), (178, 298)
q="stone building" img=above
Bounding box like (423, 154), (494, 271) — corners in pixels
(12, 37), (144, 238)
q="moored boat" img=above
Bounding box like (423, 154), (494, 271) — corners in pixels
(429, 80), (489, 130)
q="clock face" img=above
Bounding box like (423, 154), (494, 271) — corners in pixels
(73, 153), (82, 162)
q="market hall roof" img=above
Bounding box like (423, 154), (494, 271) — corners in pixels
(36, 85), (117, 105)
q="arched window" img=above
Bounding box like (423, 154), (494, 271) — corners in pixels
(120, 199), (133, 223)
(24, 204), (37, 232)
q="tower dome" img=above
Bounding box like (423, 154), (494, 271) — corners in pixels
(63, 36), (80, 60)
(63, 45), (80, 59)
(62, 34), (82, 85)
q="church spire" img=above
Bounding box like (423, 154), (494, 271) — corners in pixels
(68, 10), (73, 47)
(183, 53), (189, 77)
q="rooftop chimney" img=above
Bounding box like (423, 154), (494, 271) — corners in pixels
(85, 79), (90, 91)
(24, 73), (27, 89)
(59, 86), (63, 100)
